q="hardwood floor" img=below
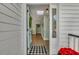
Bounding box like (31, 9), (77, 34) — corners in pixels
(28, 34), (49, 55)
(32, 34), (49, 49)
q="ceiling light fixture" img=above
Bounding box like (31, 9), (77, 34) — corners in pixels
(36, 10), (44, 15)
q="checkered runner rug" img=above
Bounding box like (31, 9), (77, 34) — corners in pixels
(28, 45), (48, 55)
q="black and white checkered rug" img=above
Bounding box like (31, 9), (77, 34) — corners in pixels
(28, 45), (48, 55)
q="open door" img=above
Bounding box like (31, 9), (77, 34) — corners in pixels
(49, 4), (59, 55)
(26, 5), (32, 54)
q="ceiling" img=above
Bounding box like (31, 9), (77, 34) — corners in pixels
(28, 4), (49, 24)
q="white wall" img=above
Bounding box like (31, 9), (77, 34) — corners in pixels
(40, 17), (44, 38)
(59, 3), (79, 49)
(43, 13), (49, 40)
(0, 3), (24, 55)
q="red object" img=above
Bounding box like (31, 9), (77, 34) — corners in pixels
(58, 48), (79, 55)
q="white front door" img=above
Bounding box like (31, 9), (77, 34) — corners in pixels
(49, 4), (59, 55)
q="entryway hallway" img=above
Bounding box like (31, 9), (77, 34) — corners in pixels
(27, 4), (49, 55)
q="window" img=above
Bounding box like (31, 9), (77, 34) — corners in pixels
(52, 8), (56, 38)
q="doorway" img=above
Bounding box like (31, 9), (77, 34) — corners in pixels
(36, 24), (41, 35)
(27, 4), (49, 55)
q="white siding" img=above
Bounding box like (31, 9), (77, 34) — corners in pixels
(0, 3), (22, 55)
(59, 4), (79, 49)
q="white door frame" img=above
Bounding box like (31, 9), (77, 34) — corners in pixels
(22, 3), (59, 55)
(49, 4), (59, 55)
(21, 3), (27, 55)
